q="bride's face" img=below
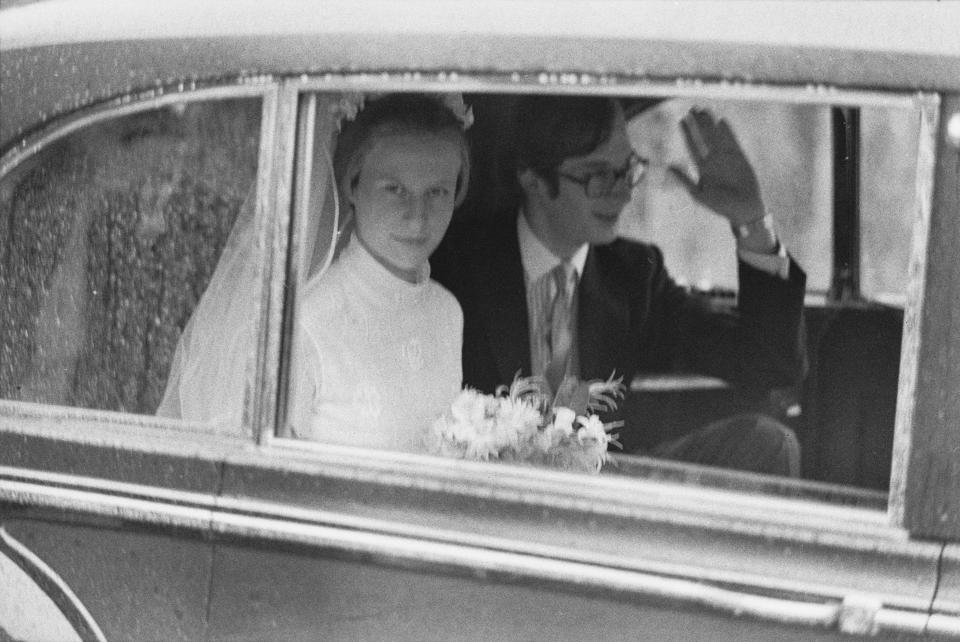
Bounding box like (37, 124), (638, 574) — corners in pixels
(351, 131), (461, 282)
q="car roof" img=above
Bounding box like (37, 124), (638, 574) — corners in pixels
(3, 0), (960, 150)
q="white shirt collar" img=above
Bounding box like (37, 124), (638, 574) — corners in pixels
(516, 211), (589, 283)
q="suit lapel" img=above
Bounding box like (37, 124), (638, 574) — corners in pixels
(578, 247), (631, 381)
(473, 215), (532, 384)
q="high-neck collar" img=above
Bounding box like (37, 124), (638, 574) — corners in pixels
(337, 235), (431, 306)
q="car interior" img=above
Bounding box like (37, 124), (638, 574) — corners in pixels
(460, 93), (914, 494)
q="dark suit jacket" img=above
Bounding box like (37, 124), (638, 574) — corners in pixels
(431, 210), (808, 438)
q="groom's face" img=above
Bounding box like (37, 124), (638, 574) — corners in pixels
(528, 105), (634, 251)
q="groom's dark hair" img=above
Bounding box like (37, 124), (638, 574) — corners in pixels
(513, 94), (662, 198)
(514, 95), (618, 197)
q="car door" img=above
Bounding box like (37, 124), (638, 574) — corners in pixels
(0, 84), (274, 639)
(3, 3), (960, 640)
(199, 81), (955, 640)
(0, 81), (956, 642)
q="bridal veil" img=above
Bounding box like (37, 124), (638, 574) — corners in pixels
(156, 93), (357, 432)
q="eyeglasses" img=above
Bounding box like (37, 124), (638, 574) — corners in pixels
(557, 153), (649, 198)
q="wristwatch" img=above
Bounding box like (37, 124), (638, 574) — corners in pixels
(732, 214), (772, 239)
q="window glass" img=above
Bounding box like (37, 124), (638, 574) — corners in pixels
(623, 99), (921, 306)
(860, 106), (920, 306)
(0, 97), (262, 431)
(621, 99), (832, 294)
(277, 89), (920, 508)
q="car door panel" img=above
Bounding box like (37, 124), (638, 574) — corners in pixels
(205, 539), (849, 641)
(214, 446), (941, 616)
(2, 515), (212, 641)
(0, 418), (247, 639)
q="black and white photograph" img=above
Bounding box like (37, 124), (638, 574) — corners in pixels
(1, 0), (959, 639)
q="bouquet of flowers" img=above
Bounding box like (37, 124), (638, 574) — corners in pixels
(429, 373), (625, 473)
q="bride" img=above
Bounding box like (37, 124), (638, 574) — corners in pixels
(287, 93), (470, 451)
(158, 92), (471, 451)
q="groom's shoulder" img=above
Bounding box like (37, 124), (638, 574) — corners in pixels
(595, 236), (665, 274)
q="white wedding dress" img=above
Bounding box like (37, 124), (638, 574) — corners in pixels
(288, 236), (462, 452)
(157, 92), (464, 449)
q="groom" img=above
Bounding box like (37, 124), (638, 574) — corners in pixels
(431, 95), (807, 476)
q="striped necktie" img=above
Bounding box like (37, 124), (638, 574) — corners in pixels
(545, 261), (576, 394)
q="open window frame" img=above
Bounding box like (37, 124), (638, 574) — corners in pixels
(269, 72), (944, 507)
(255, 73), (957, 629)
(0, 79), (283, 437)
(1, 70), (959, 636)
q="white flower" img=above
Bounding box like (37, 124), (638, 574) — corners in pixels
(438, 93), (474, 130)
(576, 414), (608, 446)
(333, 92), (473, 131)
(449, 389), (490, 428)
(330, 93), (365, 129)
(433, 389), (540, 460)
(432, 375), (621, 473)
(496, 398), (541, 440)
(433, 389), (488, 445)
(552, 407), (576, 438)
(531, 428), (554, 452)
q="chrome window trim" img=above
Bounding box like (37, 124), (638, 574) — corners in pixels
(0, 414), (940, 607)
(0, 80), (273, 178)
(290, 71), (930, 109)
(253, 440), (903, 550)
(271, 74), (937, 515)
(0, 413), (928, 555)
(0, 403), (254, 461)
(272, 90), (320, 439)
(250, 81), (293, 445)
(888, 96), (940, 526)
(1, 459), (955, 637)
(0, 467), (844, 631)
(0, 73), (939, 510)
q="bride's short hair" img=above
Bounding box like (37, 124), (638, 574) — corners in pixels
(333, 93), (471, 209)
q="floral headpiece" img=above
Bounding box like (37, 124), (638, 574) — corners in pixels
(329, 92), (474, 131)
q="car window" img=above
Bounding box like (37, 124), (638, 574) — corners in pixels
(860, 105), (921, 306)
(0, 97), (263, 432)
(273, 89), (927, 509)
(6, 88), (915, 509)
